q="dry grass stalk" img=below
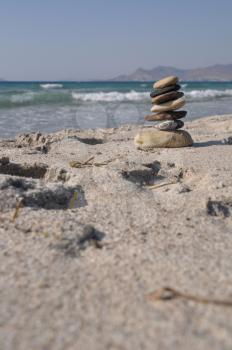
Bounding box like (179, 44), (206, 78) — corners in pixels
(12, 199), (24, 221)
(69, 156), (118, 168)
(146, 182), (177, 190)
(69, 191), (79, 209)
(147, 287), (232, 307)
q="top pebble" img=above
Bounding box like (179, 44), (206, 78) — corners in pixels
(154, 76), (179, 89)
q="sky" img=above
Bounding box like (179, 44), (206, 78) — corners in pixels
(0, 0), (232, 81)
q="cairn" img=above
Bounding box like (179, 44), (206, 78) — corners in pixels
(134, 76), (193, 149)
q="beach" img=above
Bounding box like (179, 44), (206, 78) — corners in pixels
(0, 114), (232, 350)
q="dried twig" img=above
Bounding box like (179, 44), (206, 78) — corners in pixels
(69, 190), (79, 209)
(82, 156), (95, 165)
(69, 156), (94, 168)
(12, 199), (24, 221)
(69, 156), (118, 168)
(147, 287), (232, 307)
(146, 182), (177, 190)
(93, 157), (118, 166)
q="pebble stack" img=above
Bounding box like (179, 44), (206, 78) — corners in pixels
(145, 76), (187, 131)
(134, 75), (193, 149)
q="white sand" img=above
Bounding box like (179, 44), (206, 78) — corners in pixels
(0, 114), (232, 350)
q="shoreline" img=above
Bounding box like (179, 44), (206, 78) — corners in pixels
(0, 114), (232, 350)
(0, 113), (231, 141)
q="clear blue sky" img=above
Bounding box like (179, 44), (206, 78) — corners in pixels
(1, 0), (232, 80)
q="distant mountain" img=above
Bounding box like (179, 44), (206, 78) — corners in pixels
(0, 78), (5, 81)
(111, 64), (232, 82)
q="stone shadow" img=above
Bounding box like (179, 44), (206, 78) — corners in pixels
(193, 140), (223, 148)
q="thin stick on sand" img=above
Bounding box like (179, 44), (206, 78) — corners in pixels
(12, 199), (24, 222)
(69, 156), (120, 168)
(147, 287), (232, 307)
(146, 182), (177, 190)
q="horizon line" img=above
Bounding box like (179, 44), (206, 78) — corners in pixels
(1, 63), (232, 82)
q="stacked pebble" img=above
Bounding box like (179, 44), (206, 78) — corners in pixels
(145, 76), (187, 131)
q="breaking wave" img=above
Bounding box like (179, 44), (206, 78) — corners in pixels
(40, 83), (63, 89)
(1, 87), (232, 109)
(72, 90), (148, 102)
(0, 91), (71, 108)
(10, 92), (35, 103)
(72, 89), (232, 103)
(185, 89), (232, 101)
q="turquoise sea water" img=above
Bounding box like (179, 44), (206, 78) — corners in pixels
(0, 81), (232, 138)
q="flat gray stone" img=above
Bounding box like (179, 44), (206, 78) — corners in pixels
(145, 111), (187, 121)
(134, 129), (193, 149)
(156, 120), (184, 131)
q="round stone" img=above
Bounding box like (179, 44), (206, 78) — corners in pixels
(150, 84), (181, 98)
(152, 91), (184, 104)
(156, 120), (184, 131)
(145, 111), (187, 121)
(151, 97), (186, 113)
(154, 76), (179, 89)
(134, 130), (193, 149)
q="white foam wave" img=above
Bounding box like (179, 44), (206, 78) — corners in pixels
(11, 92), (35, 103)
(40, 83), (63, 89)
(186, 89), (232, 101)
(72, 90), (148, 102)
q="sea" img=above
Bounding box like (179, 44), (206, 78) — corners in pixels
(0, 81), (232, 138)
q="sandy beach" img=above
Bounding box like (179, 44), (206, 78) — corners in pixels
(0, 114), (232, 350)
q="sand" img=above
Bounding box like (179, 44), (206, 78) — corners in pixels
(0, 114), (232, 350)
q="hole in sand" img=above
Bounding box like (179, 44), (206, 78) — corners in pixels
(0, 158), (48, 179)
(0, 177), (35, 191)
(207, 198), (232, 218)
(52, 225), (105, 257)
(0, 177), (87, 211)
(142, 161), (161, 174)
(76, 137), (104, 145)
(22, 185), (87, 210)
(121, 169), (157, 186)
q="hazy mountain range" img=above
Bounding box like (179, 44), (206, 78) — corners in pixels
(111, 64), (232, 82)
(1, 64), (232, 82)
